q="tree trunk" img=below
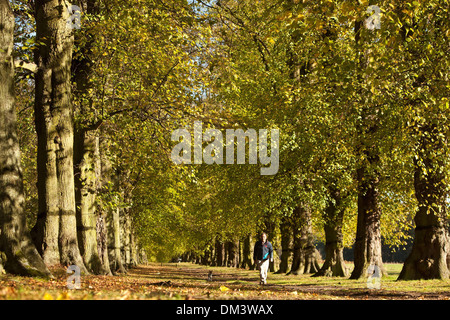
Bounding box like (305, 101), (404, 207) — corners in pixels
(349, 19), (385, 280)
(226, 240), (239, 267)
(350, 165), (385, 279)
(97, 133), (113, 274)
(72, 0), (105, 275)
(32, 0), (86, 273)
(139, 248), (148, 265)
(130, 230), (138, 267)
(314, 187), (348, 277)
(75, 130), (104, 273)
(214, 237), (225, 267)
(122, 209), (132, 267)
(276, 216), (293, 274)
(108, 206), (126, 273)
(240, 234), (253, 269)
(0, 0), (51, 277)
(288, 205), (321, 275)
(0, 252), (5, 275)
(96, 212), (111, 275)
(398, 125), (449, 280)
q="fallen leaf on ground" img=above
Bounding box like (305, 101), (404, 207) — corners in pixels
(219, 286), (230, 292)
(0, 286), (16, 296)
(43, 292), (53, 300)
(56, 292), (71, 300)
(119, 289), (131, 300)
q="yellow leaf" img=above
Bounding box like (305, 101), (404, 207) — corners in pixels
(219, 286), (230, 292)
(56, 292), (71, 300)
(43, 292), (54, 300)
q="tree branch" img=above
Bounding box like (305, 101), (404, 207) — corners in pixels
(14, 59), (37, 73)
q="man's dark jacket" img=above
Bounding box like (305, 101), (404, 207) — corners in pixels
(253, 240), (273, 262)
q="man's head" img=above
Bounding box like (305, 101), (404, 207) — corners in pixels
(260, 232), (267, 242)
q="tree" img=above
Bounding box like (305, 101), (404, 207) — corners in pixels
(399, 125), (449, 279)
(72, 0), (107, 275)
(0, 0), (50, 277)
(314, 185), (348, 277)
(288, 204), (321, 275)
(380, 0), (450, 280)
(31, 0), (87, 273)
(276, 216), (292, 274)
(349, 13), (385, 280)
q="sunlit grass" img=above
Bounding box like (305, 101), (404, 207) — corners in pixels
(204, 262), (450, 297)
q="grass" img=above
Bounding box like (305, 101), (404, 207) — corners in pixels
(0, 262), (449, 300)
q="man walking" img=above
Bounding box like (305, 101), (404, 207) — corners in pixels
(253, 232), (273, 285)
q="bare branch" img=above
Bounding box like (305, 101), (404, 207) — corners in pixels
(14, 59), (37, 73)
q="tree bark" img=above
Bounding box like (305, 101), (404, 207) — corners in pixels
(398, 125), (449, 280)
(139, 247), (148, 265)
(0, 0), (51, 277)
(226, 240), (239, 267)
(214, 237), (225, 266)
(108, 206), (126, 273)
(350, 165), (385, 279)
(75, 131), (104, 273)
(32, 0), (86, 273)
(240, 234), (253, 269)
(99, 138), (125, 273)
(122, 208), (132, 267)
(96, 212), (111, 274)
(130, 229), (138, 267)
(72, 0), (106, 274)
(349, 19), (385, 280)
(314, 187), (348, 277)
(276, 216), (293, 274)
(288, 205), (321, 275)
(97, 133), (113, 274)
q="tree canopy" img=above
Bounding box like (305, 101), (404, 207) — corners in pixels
(1, 0), (449, 280)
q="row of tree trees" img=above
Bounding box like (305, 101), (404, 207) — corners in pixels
(0, 0), (196, 276)
(0, 0), (449, 282)
(141, 0), (449, 281)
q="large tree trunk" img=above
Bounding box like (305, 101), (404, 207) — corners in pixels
(201, 244), (213, 265)
(130, 228), (138, 267)
(214, 237), (225, 267)
(226, 240), (239, 267)
(276, 216), (293, 274)
(398, 125), (449, 280)
(288, 205), (321, 275)
(314, 187), (348, 277)
(240, 234), (253, 269)
(350, 19), (385, 280)
(96, 133), (112, 274)
(32, 0), (86, 273)
(122, 208), (132, 267)
(75, 131), (104, 273)
(99, 137), (125, 273)
(0, 0), (51, 277)
(100, 139), (125, 273)
(350, 165), (385, 279)
(72, 0), (105, 274)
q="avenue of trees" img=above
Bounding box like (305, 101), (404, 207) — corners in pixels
(0, 0), (449, 282)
